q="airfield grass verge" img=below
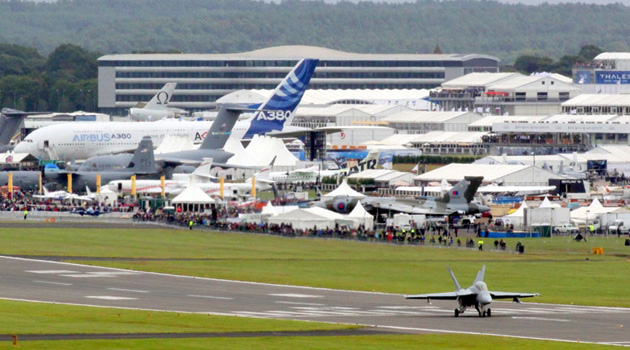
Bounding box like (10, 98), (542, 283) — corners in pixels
(0, 334), (619, 349)
(1, 228), (630, 307)
(0, 299), (352, 335)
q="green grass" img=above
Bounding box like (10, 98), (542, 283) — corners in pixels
(0, 299), (351, 335)
(1, 228), (629, 307)
(2, 334), (618, 349)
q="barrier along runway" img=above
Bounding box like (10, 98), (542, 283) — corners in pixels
(0, 256), (628, 346)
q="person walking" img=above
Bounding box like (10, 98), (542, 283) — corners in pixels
(23, 208), (28, 220)
(188, 220), (194, 230)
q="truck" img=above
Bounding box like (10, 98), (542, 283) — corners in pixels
(608, 220), (630, 234)
(553, 223), (579, 234)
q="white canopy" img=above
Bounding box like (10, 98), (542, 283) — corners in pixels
(322, 179), (366, 199)
(348, 201), (374, 229)
(261, 201), (278, 216)
(539, 196), (560, 208)
(172, 184), (215, 204)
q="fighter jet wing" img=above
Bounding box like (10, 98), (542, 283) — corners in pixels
(405, 291), (474, 300)
(490, 291), (540, 299)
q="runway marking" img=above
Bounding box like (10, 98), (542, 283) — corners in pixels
(27, 270), (78, 274)
(107, 288), (149, 294)
(512, 316), (571, 322)
(85, 296), (138, 301)
(62, 271), (142, 278)
(188, 295), (233, 300)
(34, 280), (72, 286)
(270, 293), (323, 298)
(275, 301), (326, 306)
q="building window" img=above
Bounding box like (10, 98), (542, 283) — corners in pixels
(537, 92), (548, 101)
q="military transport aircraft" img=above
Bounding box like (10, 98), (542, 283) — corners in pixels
(405, 265), (539, 317)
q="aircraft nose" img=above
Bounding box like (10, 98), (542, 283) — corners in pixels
(478, 292), (492, 305)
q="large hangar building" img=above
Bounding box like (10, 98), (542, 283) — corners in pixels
(97, 45), (499, 114)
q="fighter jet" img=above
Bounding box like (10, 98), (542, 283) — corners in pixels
(405, 265), (539, 317)
(361, 176), (490, 216)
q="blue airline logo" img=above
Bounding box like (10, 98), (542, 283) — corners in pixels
(72, 133), (132, 142)
(244, 58), (318, 138)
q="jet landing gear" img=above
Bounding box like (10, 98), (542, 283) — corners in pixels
(454, 307), (466, 317)
(475, 304), (492, 317)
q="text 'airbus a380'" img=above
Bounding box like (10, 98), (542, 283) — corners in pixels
(15, 59), (319, 161)
(405, 265), (539, 317)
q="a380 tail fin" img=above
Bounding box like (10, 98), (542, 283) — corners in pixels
(144, 83), (176, 110)
(126, 136), (158, 174)
(243, 59), (318, 138)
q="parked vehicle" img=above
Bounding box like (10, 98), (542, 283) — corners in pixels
(553, 223), (579, 234)
(608, 220), (630, 234)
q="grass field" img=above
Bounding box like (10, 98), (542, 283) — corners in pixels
(1, 334), (618, 350)
(0, 300), (615, 350)
(0, 227), (629, 307)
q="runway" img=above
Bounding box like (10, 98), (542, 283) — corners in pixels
(0, 256), (628, 346)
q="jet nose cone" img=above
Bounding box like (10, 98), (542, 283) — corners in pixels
(478, 292), (492, 305)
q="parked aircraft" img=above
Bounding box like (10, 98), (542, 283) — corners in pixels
(129, 83), (188, 121)
(0, 170), (41, 192)
(33, 187), (73, 201)
(405, 265), (539, 317)
(270, 150), (380, 184)
(15, 59), (318, 161)
(0, 108), (48, 152)
(107, 164), (273, 198)
(362, 176), (489, 216)
(44, 136), (159, 191)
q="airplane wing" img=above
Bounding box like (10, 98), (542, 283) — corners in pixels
(362, 198), (450, 215)
(477, 185), (556, 195)
(489, 291), (540, 299)
(405, 291), (474, 300)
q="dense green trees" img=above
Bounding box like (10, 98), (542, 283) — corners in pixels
(0, 43), (98, 112)
(513, 45), (604, 75)
(0, 0), (628, 63)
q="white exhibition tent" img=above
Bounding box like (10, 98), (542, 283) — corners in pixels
(525, 197), (570, 226)
(570, 198), (618, 221)
(171, 184), (215, 212)
(322, 179), (366, 199)
(266, 206), (359, 230)
(348, 201), (374, 229)
(503, 201), (528, 228)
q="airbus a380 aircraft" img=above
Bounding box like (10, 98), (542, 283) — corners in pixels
(15, 59), (319, 161)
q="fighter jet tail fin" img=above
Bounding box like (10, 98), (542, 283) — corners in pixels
(126, 136), (158, 174)
(474, 265), (486, 284)
(447, 266), (461, 291)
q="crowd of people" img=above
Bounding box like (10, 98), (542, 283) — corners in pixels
(131, 206), (526, 253)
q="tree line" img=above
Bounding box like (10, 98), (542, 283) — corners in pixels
(0, 43), (98, 112)
(0, 0), (628, 63)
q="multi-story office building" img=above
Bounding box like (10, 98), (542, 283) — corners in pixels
(98, 45), (499, 114)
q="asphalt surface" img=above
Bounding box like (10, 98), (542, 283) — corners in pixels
(0, 256), (629, 346)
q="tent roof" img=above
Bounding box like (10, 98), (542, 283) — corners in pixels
(261, 201), (278, 216)
(348, 201), (371, 218)
(322, 180), (366, 199)
(172, 184), (215, 204)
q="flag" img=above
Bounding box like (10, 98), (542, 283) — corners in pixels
(411, 163), (419, 174)
(485, 107), (490, 113)
(570, 109), (577, 115)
